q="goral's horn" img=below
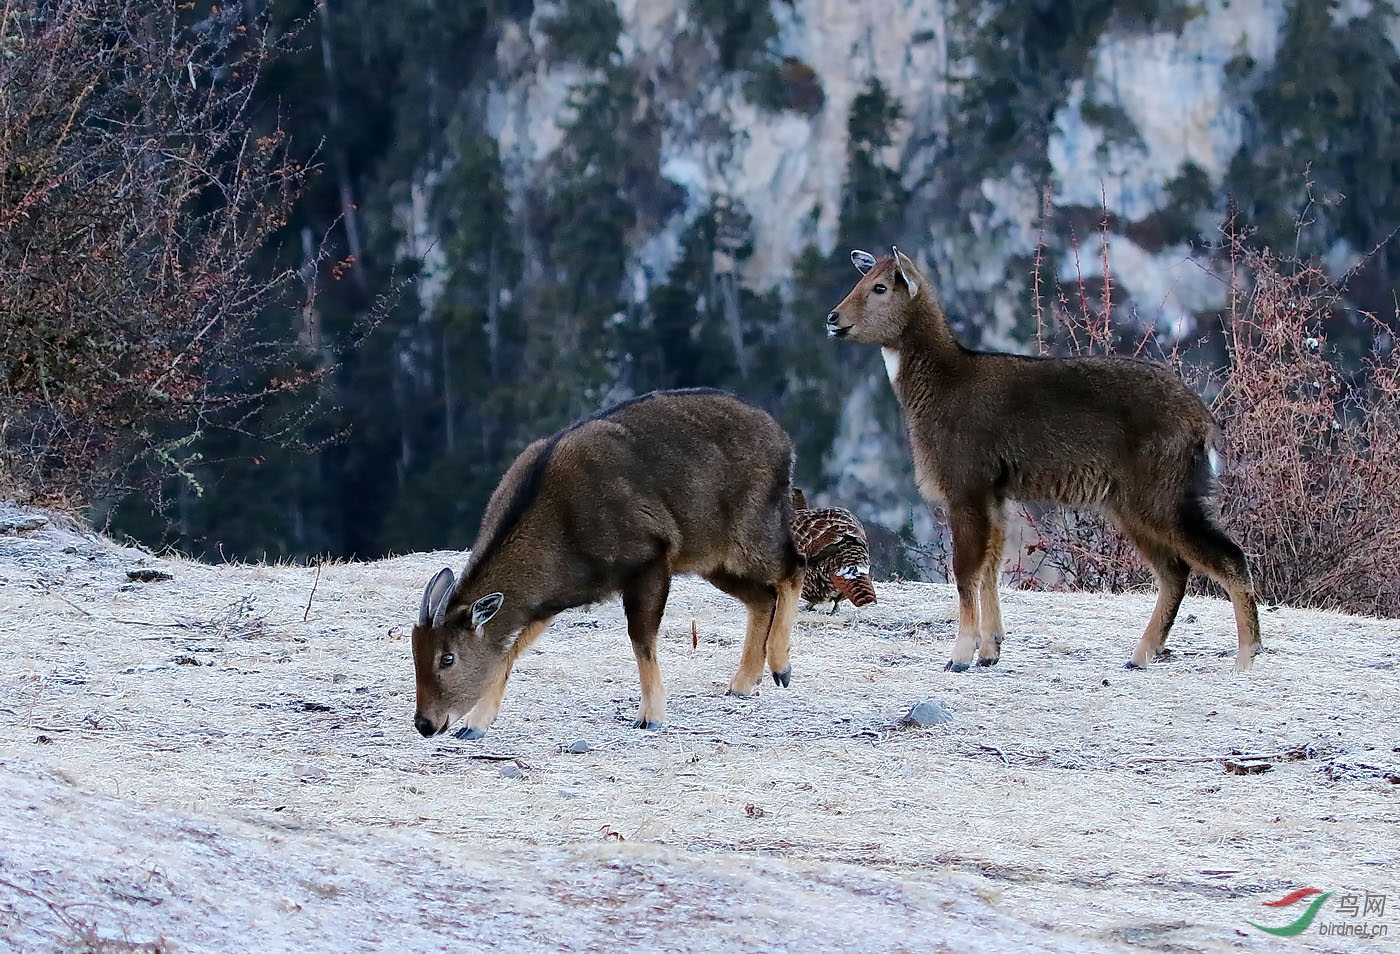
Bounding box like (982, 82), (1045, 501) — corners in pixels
(419, 567), (455, 627)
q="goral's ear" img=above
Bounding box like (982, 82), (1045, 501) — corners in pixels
(851, 249), (877, 275)
(891, 245), (919, 298)
(471, 592), (504, 630)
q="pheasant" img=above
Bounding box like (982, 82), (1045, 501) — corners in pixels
(790, 489), (877, 612)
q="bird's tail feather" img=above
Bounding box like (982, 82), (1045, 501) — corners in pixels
(830, 569), (876, 608)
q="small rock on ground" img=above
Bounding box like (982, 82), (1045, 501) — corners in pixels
(900, 700), (954, 728)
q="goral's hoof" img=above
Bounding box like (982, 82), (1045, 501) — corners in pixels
(725, 687), (758, 698)
(975, 657), (999, 668)
(771, 666), (792, 688)
(1124, 660), (1143, 670)
(944, 661), (971, 673)
(452, 726), (487, 740)
(632, 719), (665, 730)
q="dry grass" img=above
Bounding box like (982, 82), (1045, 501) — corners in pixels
(0, 505), (1397, 952)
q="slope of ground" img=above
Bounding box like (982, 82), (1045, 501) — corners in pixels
(0, 505), (1395, 952)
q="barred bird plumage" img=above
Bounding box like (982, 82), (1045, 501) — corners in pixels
(790, 489), (877, 612)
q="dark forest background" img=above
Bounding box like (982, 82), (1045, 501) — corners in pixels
(3, 0), (1399, 591)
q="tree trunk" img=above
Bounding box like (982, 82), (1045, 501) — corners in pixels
(442, 326), (455, 453)
(317, 0), (367, 291)
(719, 272), (747, 378)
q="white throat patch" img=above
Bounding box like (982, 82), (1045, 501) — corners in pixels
(881, 348), (901, 388)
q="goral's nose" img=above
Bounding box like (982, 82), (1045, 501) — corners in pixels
(413, 713), (436, 738)
(825, 311), (840, 330)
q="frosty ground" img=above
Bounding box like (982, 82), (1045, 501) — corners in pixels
(0, 507), (1395, 953)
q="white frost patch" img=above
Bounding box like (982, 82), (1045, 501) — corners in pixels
(0, 760), (1108, 954)
(1050, 0), (1286, 220)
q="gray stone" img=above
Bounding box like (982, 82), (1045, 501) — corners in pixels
(499, 763), (526, 779)
(899, 700), (954, 728)
(563, 739), (590, 754)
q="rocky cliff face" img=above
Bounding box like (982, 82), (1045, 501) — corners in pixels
(1046, 0), (1287, 333)
(486, 0), (1331, 321)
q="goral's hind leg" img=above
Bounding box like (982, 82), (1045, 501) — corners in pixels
(729, 593), (777, 696)
(976, 507), (1007, 667)
(765, 573), (801, 687)
(623, 563), (671, 729)
(706, 571), (774, 697)
(1172, 498), (1262, 671)
(1113, 510), (1192, 670)
(945, 502), (989, 672)
(1131, 543), (1189, 669)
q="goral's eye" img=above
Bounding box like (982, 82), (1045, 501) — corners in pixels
(872, 283), (887, 294)
(439, 653), (455, 669)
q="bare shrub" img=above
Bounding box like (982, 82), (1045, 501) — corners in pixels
(1017, 206), (1400, 617)
(1213, 238), (1400, 616)
(0, 1), (323, 506)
